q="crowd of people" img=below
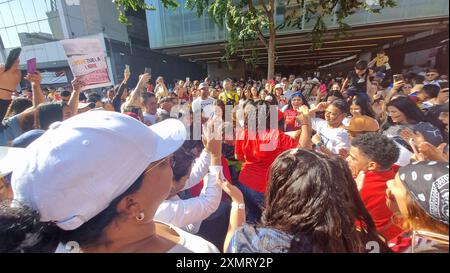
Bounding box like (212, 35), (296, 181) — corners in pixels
(0, 51), (448, 253)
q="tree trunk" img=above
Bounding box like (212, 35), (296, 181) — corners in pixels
(267, 28), (276, 81)
(267, 0), (276, 80)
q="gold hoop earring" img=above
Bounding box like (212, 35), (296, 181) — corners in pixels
(136, 212), (145, 221)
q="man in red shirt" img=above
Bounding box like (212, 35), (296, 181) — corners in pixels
(346, 133), (404, 241)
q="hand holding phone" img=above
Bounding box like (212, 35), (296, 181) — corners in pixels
(393, 74), (404, 83)
(144, 67), (152, 83)
(27, 58), (37, 74)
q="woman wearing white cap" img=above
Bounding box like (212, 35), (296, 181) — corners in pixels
(0, 111), (220, 253)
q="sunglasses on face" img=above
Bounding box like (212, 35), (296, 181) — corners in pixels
(142, 155), (174, 176)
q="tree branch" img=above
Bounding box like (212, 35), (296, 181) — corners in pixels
(248, 0), (269, 48)
(258, 0), (270, 15)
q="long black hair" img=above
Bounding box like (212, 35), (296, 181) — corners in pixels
(0, 174), (145, 253)
(386, 96), (428, 125)
(262, 149), (385, 253)
(351, 95), (376, 119)
(285, 93), (310, 111)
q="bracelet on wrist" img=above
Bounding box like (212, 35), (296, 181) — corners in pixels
(231, 202), (245, 210)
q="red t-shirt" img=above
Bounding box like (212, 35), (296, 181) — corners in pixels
(359, 168), (404, 241)
(147, 84), (153, 93)
(235, 129), (299, 193)
(283, 109), (301, 132)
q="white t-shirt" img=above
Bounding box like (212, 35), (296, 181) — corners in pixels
(167, 224), (220, 253)
(143, 112), (157, 125)
(192, 97), (215, 118)
(312, 118), (350, 154)
(54, 222), (219, 253)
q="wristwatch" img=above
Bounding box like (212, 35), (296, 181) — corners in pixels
(231, 202), (245, 210)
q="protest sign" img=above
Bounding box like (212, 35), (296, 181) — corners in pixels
(60, 38), (111, 91)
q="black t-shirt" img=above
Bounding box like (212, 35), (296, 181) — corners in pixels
(346, 70), (368, 94)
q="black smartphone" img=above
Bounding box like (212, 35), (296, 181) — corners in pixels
(5, 48), (22, 72)
(144, 67), (152, 83)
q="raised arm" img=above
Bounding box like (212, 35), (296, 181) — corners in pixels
(340, 78), (349, 94)
(24, 71), (45, 108)
(154, 166), (223, 229)
(220, 174), (245, 253)
(384, 79), (404, 103)
(367, 79), (375, 101)
(68, 78), (85, 117)
(297, 106), (312, 149)
(308, 102), (329, 118)
(123, 73), (150, 111)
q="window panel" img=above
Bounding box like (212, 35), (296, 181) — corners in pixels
(6, 27), (21, 48)
(22, 0), (39, 22)
(0, 28), (11, 48)
(9, 0), (27, 25)
(0, 3), (15, 28)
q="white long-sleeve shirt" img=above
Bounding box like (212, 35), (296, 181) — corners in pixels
(154, 166), (223, 234)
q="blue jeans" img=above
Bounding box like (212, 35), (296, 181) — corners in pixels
(236, 182), (265, 224)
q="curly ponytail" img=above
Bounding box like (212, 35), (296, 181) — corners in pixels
(0, 200), (59, 253)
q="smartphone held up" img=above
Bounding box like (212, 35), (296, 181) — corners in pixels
(393, 74), (404, 83)
(144, 67), (152, 83)
(27, 58), (37, 74)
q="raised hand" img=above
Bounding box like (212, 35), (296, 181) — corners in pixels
(417, 142), (448, 161)
(202, 118), (223, 157)
(216, 173), (244, 204)
(124, 67), (131, 83)
(71, 77), (85, 92)
(400, 129), (426, 146)
(24, 71), (42, 86)
(138, 73), (151, 85)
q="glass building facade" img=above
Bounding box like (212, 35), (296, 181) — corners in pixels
(0, 0), (65, 49)
(146, 0), (449, 49)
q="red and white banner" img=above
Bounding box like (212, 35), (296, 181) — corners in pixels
(40, 71), (68, 85)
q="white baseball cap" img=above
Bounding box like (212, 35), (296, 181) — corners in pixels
(11, 110), (186, 230)
(199, 83), (209, 89)
(275, 83), (283, 89)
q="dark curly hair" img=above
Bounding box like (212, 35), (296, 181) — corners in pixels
(350, 133), (400, 170)
(262, 149), (381, 253)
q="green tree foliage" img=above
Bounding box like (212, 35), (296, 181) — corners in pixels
(114, 0), (396, 79)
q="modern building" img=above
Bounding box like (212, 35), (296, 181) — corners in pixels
(0, 0), (205, 89)
(146, 0), (449, 79)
